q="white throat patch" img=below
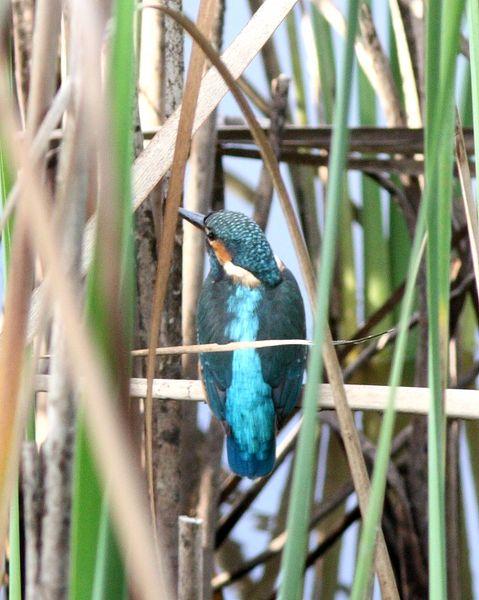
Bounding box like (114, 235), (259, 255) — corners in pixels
(224, 261), (261, 287)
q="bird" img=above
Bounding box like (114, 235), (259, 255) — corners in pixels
(179, 208), (306, 479)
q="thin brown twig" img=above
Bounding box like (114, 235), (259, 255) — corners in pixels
(220, 145), (429, 174)
(237, 74), (272, 116)
(130, 329), (397, 356)
(141, 0), (217, 552)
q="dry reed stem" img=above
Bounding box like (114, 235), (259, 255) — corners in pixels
(357, 3), (406, 126)
(25, 0), (62, 133)
(180, 9), (225, 590)
(133, 339), (312, 355)
(0, 210), (33, 567)
(135, 122), (475, 152)
(0, 0), (61, 575)
(178, 516), (204, 600)
(182, 0), (224, 381)
(11, 0), (34, 127)
(138, 4), (161, 128)
(222, 147), (431, 174)
(237, 75), (272, 116)
(141, 0), (217, 565)
(32, 376), (479, 420)
(131, 329), (395, 356)
(147, 0), (186, 584)
(21, 442), (42, 600)
(0, 77), (171, 600)
(39, 12), (89, 593)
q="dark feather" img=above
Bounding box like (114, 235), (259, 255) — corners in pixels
(196, 272), (234, 420)
(257, 268), (307, 422)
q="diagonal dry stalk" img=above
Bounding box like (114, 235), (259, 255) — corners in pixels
(142, 8), (397, 595)
(180, 11), (225, 593)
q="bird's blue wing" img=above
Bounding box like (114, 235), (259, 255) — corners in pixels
(257, 268), (307, 424)
(196, 273), (233, 421)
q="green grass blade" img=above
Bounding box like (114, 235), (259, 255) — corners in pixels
(426, 3), (464, 597)
(286, 7), (307, 124)
(8, 481), (21, 600)
(309, 15), (354, 592)
(359, 71), (391, 325)
(310, 4), (356, 335)
(69, 0), (135, 596)
(351, 203), (427, 600)
(278, 2), (359, 597)
(69, 427), (103, 600)
(92, 497), (127, 600)
(387, 8), (409, 300)
(468, 0), (479, 218)
(286, 6), (321, 274)
(311, 4), (335, 123)
(352, 2), (465, 597)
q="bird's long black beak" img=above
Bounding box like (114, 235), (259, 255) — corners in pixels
(178, 208), (206, 230)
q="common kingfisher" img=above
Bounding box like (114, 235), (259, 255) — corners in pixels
(179, 208), (306, 479)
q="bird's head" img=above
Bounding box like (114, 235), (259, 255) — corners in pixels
(179, 208), (282, 287)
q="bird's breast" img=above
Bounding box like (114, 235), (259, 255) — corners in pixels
(224, 284), (273, 456)
(226, 284), (262, 341)
(225, 285), (267, 396)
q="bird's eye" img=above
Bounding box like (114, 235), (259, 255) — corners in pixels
(207, 230), (216, 241)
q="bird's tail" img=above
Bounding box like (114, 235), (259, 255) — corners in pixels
(226, 434), (275, 479)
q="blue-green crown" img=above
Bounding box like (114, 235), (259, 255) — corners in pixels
(205, 211), (281, 286)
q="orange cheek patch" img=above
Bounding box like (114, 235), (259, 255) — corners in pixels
(210, 239), (232, 264)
